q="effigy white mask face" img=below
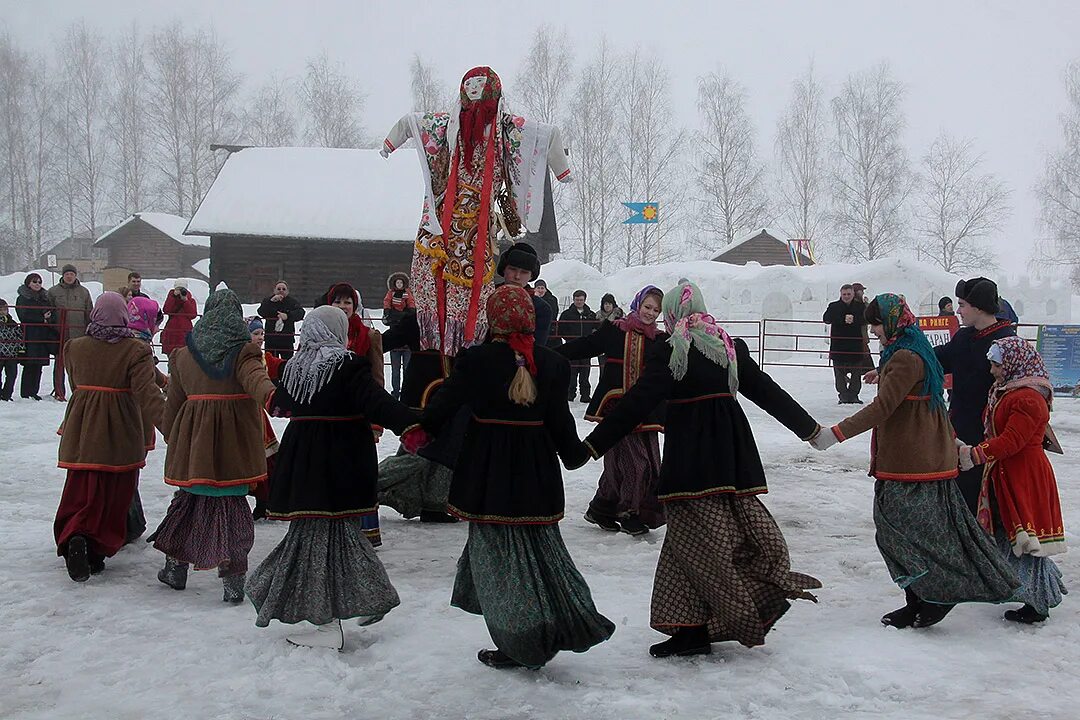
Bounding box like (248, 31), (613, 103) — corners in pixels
(463, 76), (487, 101)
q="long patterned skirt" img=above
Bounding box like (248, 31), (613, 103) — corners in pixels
(246, 518), (400, 627)
(151, 490), (254, 577)
(54, 469), (139, 559)
(452, 522), (615, 668)
(651, 494), (821, 648)
(590, 432), (664, 528)
(873, 479), (1018, 603)
(378, 453), (453, 518)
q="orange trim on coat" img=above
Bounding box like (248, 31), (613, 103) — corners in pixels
(76, 385), (131, 393)
(164, 473), (267, 488)
(59, 460), (146, 472)
(905, 394), (930, 401)
(874, 469), (959, 482)
(472, 416), (544, 427)
(831, 425), (846, 442)
(186, 393), (251, 401)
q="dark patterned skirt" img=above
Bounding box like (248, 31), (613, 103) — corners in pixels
(874, 479), (1019, 603)
(652, 494), (821, 648)
(151, 490), (254, 577)
(452, 523), (615, 668)
(591, 431), (664, 528)
(246, 518), (400, 627)
(994, 530), (1066, 616)
(377, 453), (453, 518)
(54, 469), (139, 559)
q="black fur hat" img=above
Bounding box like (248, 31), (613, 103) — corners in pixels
(497, 242), (540, 280)
(954, 277), (1000, 315)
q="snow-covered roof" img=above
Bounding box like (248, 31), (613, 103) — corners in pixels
(96, 212), (210, 248)
(186, 147), (424, 242)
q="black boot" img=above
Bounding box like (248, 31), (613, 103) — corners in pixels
(649, 626), (712, 658)
(157, 556), (188, 590)
(477, 649), (525, 668)
(1003, 604), (1048, 624)
(584, 509), (621, 532)
(420, 509), (459, 523)
(222, 573), (245, 603)
(881, 588), (921, 629)
(252, 502), (268, 521)
(65, 535), (91, 582)
(618, 515), (649, 537)
(89, 553), (105, 575)
(913, 602), (955, 628)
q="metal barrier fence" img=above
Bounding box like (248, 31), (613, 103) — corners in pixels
(6, 307), (1054, 374)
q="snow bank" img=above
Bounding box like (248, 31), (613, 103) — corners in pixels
(187, 147), (425, 243)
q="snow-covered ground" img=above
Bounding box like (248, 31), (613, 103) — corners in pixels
(1, 364), (1077, 720)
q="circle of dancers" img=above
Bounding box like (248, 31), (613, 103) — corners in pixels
(47, 65), (1067, 669)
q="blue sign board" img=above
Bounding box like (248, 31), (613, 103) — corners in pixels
(1037, 324), (1080, 396)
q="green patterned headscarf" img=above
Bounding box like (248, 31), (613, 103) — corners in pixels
(186, 289), (254, 379)
(875, 293), (946, 412)
(662, 282), (739, 392)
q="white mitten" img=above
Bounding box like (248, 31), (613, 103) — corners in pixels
(958, 445), (974, 471)
(809, 426), (840, 451)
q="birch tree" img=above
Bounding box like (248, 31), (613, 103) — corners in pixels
(299, 53), (365, 148)
(107, 22), (150, 215)
(409, 54), (451, 112)
(562, 38), (622, 271)
(1034, 60), (1080, 274)
(696, 69), (770, 247)
(830, 63), (913, 261)
(915, 133), (1009, 272)
(617, 50), (686, 266)
(148, 21), (191, 214)
(242, 77), (296, 147)
(775, 63), (828, 254)
(514, 25), (574, 125)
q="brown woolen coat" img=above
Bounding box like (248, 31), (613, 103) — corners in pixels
(162, 343), (275, 489)
(58, 337), (166, 472)
(833, 349), (958, 481)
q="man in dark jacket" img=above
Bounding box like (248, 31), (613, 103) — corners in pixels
(497, 242), (551, 346)
(822, 284), (868, 404)
(934, 277), (1016, 513)
(257, 280), (306, 360)
(533, 280), (560, 347)
(938, 296), (954, 316)
(559, 290), (597, 402)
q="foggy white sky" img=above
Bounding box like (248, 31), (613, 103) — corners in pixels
(4, 0), (1078, 269)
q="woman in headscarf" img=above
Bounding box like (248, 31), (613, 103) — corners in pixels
(246, 306), (419, 651)
(417, 285), (613, 669)
(317, 282), (388, 545)
(582, 282), (821, 658)
(53, 292), (165, 582)
(959, 337), (1067, 623)
(123, 295), (168, 544)
(813, 294), (1018, 629)
(151, 289), (276, 603)
(557, 285), (667, 536)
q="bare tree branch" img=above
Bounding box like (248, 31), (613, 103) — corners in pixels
(775, 62), (829, 256)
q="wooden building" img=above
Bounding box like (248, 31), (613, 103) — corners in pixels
(187, 147), (423, 305)
(711, 229), (814, 267)
(36, 227), (112, 281)
(94, 213), (210, 280)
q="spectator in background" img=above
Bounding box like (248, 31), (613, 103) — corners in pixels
(15, 273), (55, 401)
(596, 293), (625, 323)
(533, 280), (561, 348)
(117, 287), (132, 302)
(939, 297), (955, 316)
(559, 290), (596, 403)
(161, 281), (198, 356)
(997, 298), (1019, 325)
(823, 284), (868, 404)
(0, 299), (24, 401)
(128, 272), (149, 300)
(498, 242), (551, 346)
(383, 272), (415, 401)
(258, 280), (305, 360)
(48, 264), (94, 402)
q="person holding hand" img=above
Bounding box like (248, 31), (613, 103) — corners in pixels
(258, 280), (305, 360)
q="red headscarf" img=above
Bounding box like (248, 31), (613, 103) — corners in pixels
(459, 66), (501, 167)
(486, 285), (536, 375)
(325, 283), (370, 356)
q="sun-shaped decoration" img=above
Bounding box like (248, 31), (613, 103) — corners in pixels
(642, 204), (658, 221)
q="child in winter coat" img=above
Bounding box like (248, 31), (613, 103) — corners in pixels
(0, 299), (24, 401)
